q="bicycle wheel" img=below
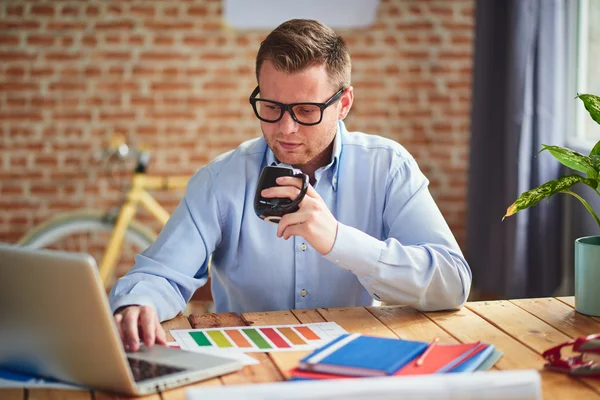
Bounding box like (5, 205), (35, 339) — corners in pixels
(19, 211), (156, 288)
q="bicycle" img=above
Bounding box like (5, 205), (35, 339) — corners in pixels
(18, 136), (192, 290)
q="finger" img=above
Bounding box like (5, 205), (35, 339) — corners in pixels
(277, 210), (308, 238)
(114, 313), (126, 345)
(276, 177), (320, 199)
(122, 307), (142, 352)
(138, 306), (156, 348)
(275, 176), (304, 189)
(261, 185), (301, 200)
(280, 223), (304, 241)
(155, 314), (168, 346)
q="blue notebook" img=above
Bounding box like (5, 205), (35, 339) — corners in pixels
(298, 333), (428, 377)
(449, 344), (497, 373)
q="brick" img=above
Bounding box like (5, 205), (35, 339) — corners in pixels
(48, 82), (86, 91)
(5, 67), (26, 77)
(163, 7), (179, 17)
(95, 21), (136, 30)
(52, 112), (91, 121)
(0, 35), (20, 46)
(183, 34), (208, 47)
(150, 82), (189, 91)
(128, 35), (145, 45)
(6, 97), (27, 107)
(47, 22), (87, 30)
(61, 5), (80, 17)
(130, 6), (156, 17)
(140, 52), (191, 61)
(27, 35), (55, 46)
(154, 36), (175, 46)
(45, 52), (83, 62)
(144, 21), (194, 30)
(81, 35), (98, 46)
(95, 82), (138, 91)
(6, 5), (25, 17)
(86, 6), (100, 16)
(0, 51), (36, 61)
(30, 5), (55, 16)
(0, 112), (43, 121)
(93, 52), (131, 61)
(99, 112), (136, 121)
(0, 20), (40, 30)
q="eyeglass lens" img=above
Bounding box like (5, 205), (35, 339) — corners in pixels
(255, 101), (322, 124)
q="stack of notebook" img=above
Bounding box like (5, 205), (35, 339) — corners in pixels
(289, 333), (503, 380)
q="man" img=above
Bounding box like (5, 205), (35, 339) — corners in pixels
(110, 19), (472, 351)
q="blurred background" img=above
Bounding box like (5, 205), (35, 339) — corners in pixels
(0, 0), (598, 307)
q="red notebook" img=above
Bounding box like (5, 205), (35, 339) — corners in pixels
(394, 342), (482, 376)
(288, 367), (352, 380)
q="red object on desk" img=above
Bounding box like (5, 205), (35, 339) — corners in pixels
(543, 333), (600, 377)
(394, 342), (482, 375)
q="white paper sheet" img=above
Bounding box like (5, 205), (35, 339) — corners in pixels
(171, 322), (347, 353)
(186, 370), (543, 400)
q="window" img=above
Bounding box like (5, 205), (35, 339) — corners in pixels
(569, 0), (600, 150)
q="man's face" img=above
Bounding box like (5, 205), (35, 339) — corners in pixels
(257, 60), (350, 169)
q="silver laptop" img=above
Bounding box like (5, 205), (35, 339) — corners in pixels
(0, 244), (243, 395)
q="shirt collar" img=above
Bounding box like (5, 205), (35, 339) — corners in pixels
(265, 121), (344, 191)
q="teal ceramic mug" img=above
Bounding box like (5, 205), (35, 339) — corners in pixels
(575, 236), (600, 316)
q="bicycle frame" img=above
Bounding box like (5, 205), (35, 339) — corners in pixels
(99, 173), (188, 287)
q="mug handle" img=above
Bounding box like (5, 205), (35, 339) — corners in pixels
(276, 172), (309, 212)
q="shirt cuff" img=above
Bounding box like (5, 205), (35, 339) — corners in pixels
(324, 222), (384, 278)
(109, 294), (156, 315)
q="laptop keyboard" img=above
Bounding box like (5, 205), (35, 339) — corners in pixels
(127, 357), (185, 382)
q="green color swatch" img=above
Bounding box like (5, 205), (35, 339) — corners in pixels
(242, 328), (271, 349)
(189, 331), (211, 346)
(207, 330), (233, 348)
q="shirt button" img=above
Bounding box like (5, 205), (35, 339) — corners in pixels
(300, 243), (307, 251)
(300, 289), (307, 297)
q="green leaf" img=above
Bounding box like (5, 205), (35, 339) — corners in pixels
(592, 154), (600, 172)
(578, 94), (600, 125)
(540, 144), (596, 178)
(503, 174), (598, 219)
(590, 140), (600, 157)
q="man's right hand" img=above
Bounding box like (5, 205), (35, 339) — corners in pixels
(114, 305), (167, 352)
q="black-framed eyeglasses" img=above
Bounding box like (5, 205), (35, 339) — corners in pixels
(249, 86), (345, 126)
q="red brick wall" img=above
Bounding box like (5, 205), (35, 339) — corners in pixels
(0, 0), (473, 251)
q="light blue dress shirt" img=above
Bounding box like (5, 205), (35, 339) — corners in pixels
(109, 121), (472, 321)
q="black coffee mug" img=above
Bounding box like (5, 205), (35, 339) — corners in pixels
(254, 166), (309, 224)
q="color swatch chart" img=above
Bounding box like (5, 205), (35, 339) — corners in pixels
(170, 322), (347, 353)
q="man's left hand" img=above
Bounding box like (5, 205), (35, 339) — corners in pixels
(261, 176), (338, 255)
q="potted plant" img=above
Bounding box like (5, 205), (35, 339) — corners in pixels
(503, 94), (600, 316)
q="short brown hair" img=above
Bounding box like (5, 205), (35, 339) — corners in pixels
(255, 19), (351, 89)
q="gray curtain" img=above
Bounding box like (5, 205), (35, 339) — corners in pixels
(467, 0), (568, 298)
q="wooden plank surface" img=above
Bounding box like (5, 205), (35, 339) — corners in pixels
(317, 307), (396, 337)
(1, 389), (23, 400)
(94, 391), (161, 400)
(29, 389), (92, 400)
(511, 298), (600, 338)
(4, 298), (599, 399)
(466, 300), (600, 398)
(428, 305), (598, 400)
(558, 297), (576, 308)
(367, 306), (459, 343)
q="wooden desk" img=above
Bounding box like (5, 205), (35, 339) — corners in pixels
(3, 297), (600, 399)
